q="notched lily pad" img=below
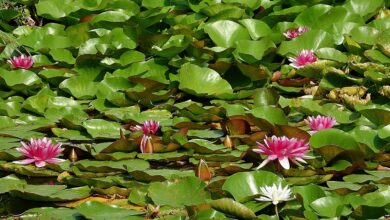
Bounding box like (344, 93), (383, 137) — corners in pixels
(210, 198), (257, 220)
(129, 169), (195, 182)
(0, 162), (61, 177)
(74, 159), (150, 173)
(10, 185), (91, 202)
(76, 201), (144, 220)
(148, 177), (210, 207)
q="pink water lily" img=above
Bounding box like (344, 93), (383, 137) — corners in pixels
(13, 138), (65, 168)
(131, 120), (160, 153)
(7, 54), (34, 69)
(305, 115), (336, 132)
(283, 27), (309, 39)
(131, 120), (160, 135)
(253, 136), (314, 170)
(288, 50), (317, 69)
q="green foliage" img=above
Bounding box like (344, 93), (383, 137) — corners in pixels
(0, 0), (389, 219)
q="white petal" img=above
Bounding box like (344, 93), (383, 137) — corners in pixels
(255, 196), (272, 202)
(295, 157), (307, 164)
(252, 148), (263, 153)
(279, 157), (290, 169)
(287, 57), (296, 63)
(256, 159), (270, 170)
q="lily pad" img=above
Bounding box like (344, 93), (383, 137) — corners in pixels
(11, 185), (91, 202)
(148, 177), (211, 207)
(0, 174), (27, 194)
(76, 201), (143, 220)
(210, 198), (256, 220)
(204, 20), (250, 48)
(222, 171), (286, 202)
(177, 63), (233, 97)
(82, 119), (122, 139)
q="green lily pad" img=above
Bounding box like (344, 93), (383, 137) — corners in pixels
(184, 139), (227, 154)
(0, 162), (60, 177)
(177, 63), (233, 97)
(82, 119), (122, 139)
(0, 174), (27, 194)
(233, 38), (276, 63)
(204, 20), (250, 48)
(51, 128), (91, 141)
(148, 176), (211, 207)
(222, 171), (286, 202)
(130, 169), (195, 182)
(0, 69), (42, 91)
(210, 198), (257, 220)
(59, 77), (98, 100)
(74, 159), (150, 173)
(137, 151), (189, 161)
(310, 129), (360, 150)
(76, 201), (143, 220)
(278, 29), (334, 56)
(292, 184), (326, 209)
(11, 185), (91, 202)
(310, 194), (351, 217)
(249, 106), (288, 125)
(361, 186), (390, 207)
(23, 207), (82, 220)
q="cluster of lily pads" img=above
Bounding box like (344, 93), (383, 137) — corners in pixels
(0, 0), (389, 219)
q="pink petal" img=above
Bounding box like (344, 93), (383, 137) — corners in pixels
(13, 158), (36, 165)
(45, 158), (65, 164)
(35, 160), (47, 168)
(252, 148), (264, 154)
(268, 155), (278, 160)
(16, 147), (30, 156)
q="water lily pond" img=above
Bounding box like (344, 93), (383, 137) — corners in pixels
(0, 0), (390, 219)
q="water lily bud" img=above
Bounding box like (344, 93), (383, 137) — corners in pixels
(69, 148), (78, 162)
(271, 71), (282, 82)
(223, 135), (234, 149)
(144, 137), (154, 154)
(195, 159), (212, 181)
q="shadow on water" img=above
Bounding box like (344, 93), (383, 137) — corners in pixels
(0, 194), (56, 217)
(0, 172), (61, 218)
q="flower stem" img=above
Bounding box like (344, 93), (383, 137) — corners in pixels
(275, 205), (279, 219)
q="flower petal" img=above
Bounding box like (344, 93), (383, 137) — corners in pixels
(256, 159), (270, 170)
(45, 158), (66, 164)
(35, 160), (47, 168)
(279, 157), (290, 169)
(13, 158), (36, 165)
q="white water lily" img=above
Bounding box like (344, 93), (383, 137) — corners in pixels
(255, 183), (294, 205)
